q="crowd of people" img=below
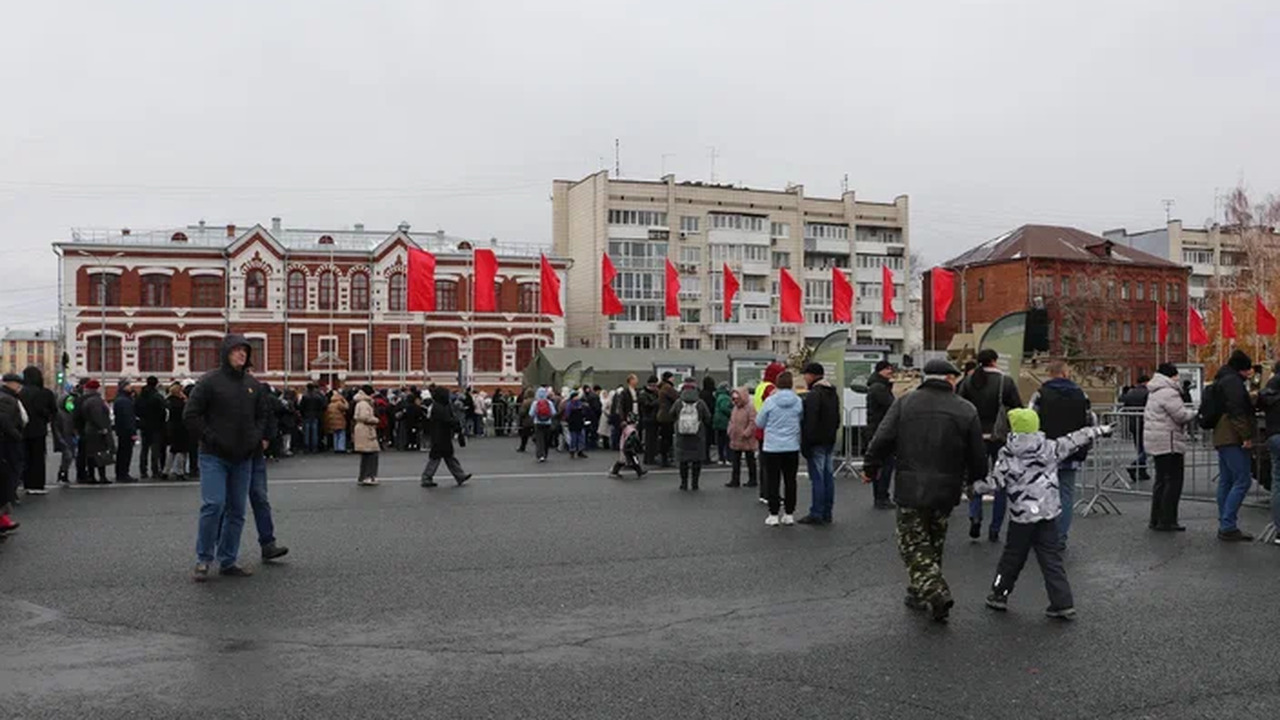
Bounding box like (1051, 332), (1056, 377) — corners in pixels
(4, 332), (1279, 626)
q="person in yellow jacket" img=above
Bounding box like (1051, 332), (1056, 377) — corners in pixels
(752, 362), (787, 504)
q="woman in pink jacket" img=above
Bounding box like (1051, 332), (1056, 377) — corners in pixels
(725, 388), (759, 488)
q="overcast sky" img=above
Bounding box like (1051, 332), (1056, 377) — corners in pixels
(3, 0), (1277, 329)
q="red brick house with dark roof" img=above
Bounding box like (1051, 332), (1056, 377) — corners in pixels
(924, 224), (1191, 383)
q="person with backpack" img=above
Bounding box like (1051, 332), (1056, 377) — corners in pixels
(563, 391), (588, 459)
(755, 371), (804, 525)
(1206, 350), (1258, 542)
(958, 348), (1023, 543)
(529, 387), (557, 462)
(1030, 360), (1092, 547)
(674, 378), (711, 491)
(1143, 364), (1197, 533)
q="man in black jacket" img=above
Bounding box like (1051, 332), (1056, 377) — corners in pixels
(299, 383), (325, 453)
(656, 373), (679, 467)
(73, 379), (112, 484)
(799, 362), (841, 525)
(1259, 361), (1280, 545)
(112, 380), (138, 483)
(184, 334), (267, 581)
(864, 359), (987, 623)
(0, 373), (26, 533)
(1119, 377), (1151, 482)
(863, 360), (897, 510)
(1031, 360), (1092, 547)
(1211, 350), (1256, 542)
(18, 366), (56, 495)
(639, 376), (660, 465)
(135, 375), (167, 479)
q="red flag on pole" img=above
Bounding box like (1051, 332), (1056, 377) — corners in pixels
(1157, 305), (1170, 345)
(407, 247), (436, 312)
(882, 266), (898, 323)
(601, 254), (623, 316)
(1257, 295), (1277, 336)
(1189, 307), (1209, 346)
(540, 254), (562, 317)
(1221, 298), (1236, 339)
(832, 268), (853, 324)
(722, 264), (739, 321)
(664, 258), (681, 317)
(779, 268), (803, 323)
(473, 248), (498, 312)
(931, 268), (955, 323)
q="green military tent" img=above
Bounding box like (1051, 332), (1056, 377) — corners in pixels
(522, 348), (750, 391)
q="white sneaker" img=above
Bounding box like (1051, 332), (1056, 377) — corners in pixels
(758, 497), (769, 505)
(26, 489), (48, 496)
(780, 514), (795, 526)
(765, 514), (780, 527)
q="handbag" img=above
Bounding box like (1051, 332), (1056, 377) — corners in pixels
(991, 374), (1011, 444)
(93, 430), (117, 469)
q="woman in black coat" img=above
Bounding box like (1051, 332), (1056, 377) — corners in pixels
(419, 386), (471, 487)
(164, 382), (190, 480)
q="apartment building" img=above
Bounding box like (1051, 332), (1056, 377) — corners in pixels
(1103, 220), (1277, 311)
(551, 172), (910, 358)
(0, 329), (61, 386)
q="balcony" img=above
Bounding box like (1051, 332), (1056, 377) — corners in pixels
(708, 228), (770, 247)
(738, 290), (770, 306)
(741, 259), (771, 276)
(804, 237), (853, 255)
(709, 322), (771, 337)
(609, 320), (667, 334)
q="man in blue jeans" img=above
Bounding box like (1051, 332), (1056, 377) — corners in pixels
(243, 382), (288, 561)
(1211, 350), (1257, 542)
(798, 362), (840, 525)
(184, 334), (268, 581)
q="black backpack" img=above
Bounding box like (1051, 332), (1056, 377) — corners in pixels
(1196, 382), (1222, 430)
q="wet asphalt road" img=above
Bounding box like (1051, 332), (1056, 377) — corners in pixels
(3, 438), (1279, 719)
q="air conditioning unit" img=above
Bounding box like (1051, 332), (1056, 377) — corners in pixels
(679, 231), (690, 240)
(608, 321), (617, 331)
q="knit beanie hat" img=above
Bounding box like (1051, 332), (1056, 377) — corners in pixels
(1007, 408), (1041, 435)
(1228, 349), (1253, 372)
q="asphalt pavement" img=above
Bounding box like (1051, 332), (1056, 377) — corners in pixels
(3, 437), (1279, 719)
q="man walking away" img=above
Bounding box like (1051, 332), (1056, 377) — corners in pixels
(656, 373), (680, 467)
(530, 387), (557, 463)
(1210, 350), (1257, 542)
(863, 360), (897, 510)
(112, 380), (139, 483)
(0, 373), (26, 535)
(674, 378), (711, 491)
(184, 334), (267, 581)
(959, 349), (1023, 543)
(864, 360), (987, 623)
(53, 387), (77, 485)
(18, 366), (56, 495)
(135, 375), (167, 479)
(1119, 377), (1151, 483)
(1258, 362), (1280, 547)
(300, 383), (324, 453)
(421, 385), (472, 487)
(799, 362), (840, 525)
(1031, 360), (1092, 547)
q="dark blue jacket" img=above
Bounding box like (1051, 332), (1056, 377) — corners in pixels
(113, 390), (137, 435)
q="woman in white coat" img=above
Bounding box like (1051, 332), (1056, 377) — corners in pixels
(1143, 363), (1197, 532)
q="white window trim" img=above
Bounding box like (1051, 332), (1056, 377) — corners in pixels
(243, 332), (268, 372)
(387, 333), (410, 372)
(87, 267), (125, 276)
(188, 268), (225, 277)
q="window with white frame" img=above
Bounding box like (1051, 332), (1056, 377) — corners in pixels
(742, 276), (766, 293)
(679, 216), (700, 233)
(804, 223), (849, 240)
(608, 209), (668, 227)
(771, 222), (790, 238)
(679, 308), (701, 324)
(805, 279), (833, 304)
(709, 213), (766, 231)
(680, 338), (701, 350)
(679, 246), (701, 267)
(744, 246), (768, 262)
(772, 252), (791, 269)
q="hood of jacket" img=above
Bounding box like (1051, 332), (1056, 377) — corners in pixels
(1147, 373), (1181, 396)
(763, 362), (786, 384)
(1041, 376), (1083, 398)
(220, 333), (253, 374)
(535, 387), (549, 400)
(23, 366), (44, 387)
(809, 377), (833, 391)
(866, 372), (891, 390)
(768, 388), (802, 411)
(354, 390), (371, 404)
(680, 387), (700, 403)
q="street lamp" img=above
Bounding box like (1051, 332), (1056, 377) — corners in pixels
(77, 250), (125, 386)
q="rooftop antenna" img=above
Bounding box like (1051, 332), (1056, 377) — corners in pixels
(614, 138), (620, 179)
(1162, 199), (1175, 223)
(708, 146), (718, 183)
(842, 173), (849, 195)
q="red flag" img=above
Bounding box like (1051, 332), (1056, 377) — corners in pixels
(1189, 307), (1209, 346)
(931, 268), (955, 323)
(1258, 295), (1277, 336)
(722, 264), (739, 321)
(540, 254), (562, 317)
(779, 268), (803, 323)
(601, 254), (623, 316)
(1221, 298), (1236, 339)
(832, 268), (853, 324)
(664, 258), (680, 317)
(882, 266), (898, 323)
(1157, 305), (1169, 344)
(473, 248), (498, 312)
(407, 247), (436, 312)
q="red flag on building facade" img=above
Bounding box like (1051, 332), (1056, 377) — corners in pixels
(1157, 305), (1169, 345)
(540, 254), (562, 317)
(722, 264), (739, 321)
(1221, 297), (1236, 339)
(931, 268), (955, 323)
(882, 265), (898, 323)
(664, 258), (681, 317)
(407, 247), (436, 312)
(832, 267), (853, 324)
(779, 268), (803, 323)
(601, 254), (623, 316)
(1258, 295), (1277, 336)
(473, 248), (498, 312)
(1188, 307), (1209, 346)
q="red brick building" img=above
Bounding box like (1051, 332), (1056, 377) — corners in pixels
(55, 221), (568, 393)
(923, 225), (1190, 383)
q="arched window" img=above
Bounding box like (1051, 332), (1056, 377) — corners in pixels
(473, 338), (503, 373)
(140, 274), (171, 308)
(138, 336), (173, 373)
(434, 280), (458, 311)
(318, 271), (336, 310)
(244, 269), (267, 309)
(287, 270), (307, 310)
(518, 283), (539, 314)
(350, 272), (370, 311)
(88, 273), (120, 307)
(426, 337), (459, 372)
(190, 337), (221, 372)
(388, 273), (406, 312)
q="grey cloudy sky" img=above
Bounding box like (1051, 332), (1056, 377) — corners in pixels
(3, 0), (1277, 329)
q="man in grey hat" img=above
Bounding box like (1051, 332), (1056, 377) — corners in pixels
(864, 359), (987, 623)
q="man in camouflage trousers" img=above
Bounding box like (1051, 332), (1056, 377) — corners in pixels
(865, 359), (987, 623)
